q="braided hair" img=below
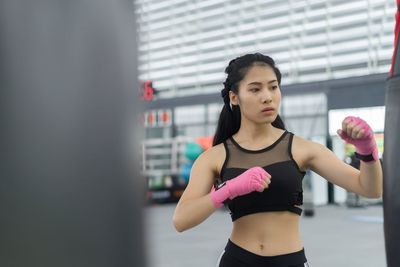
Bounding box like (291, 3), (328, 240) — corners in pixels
(212, 53), (285, 146)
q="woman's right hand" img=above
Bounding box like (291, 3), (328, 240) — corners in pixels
(226, 166), (271, 199)
(210, 166), (271, 208)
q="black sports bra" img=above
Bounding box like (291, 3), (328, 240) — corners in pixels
(215, 130), (306, 221)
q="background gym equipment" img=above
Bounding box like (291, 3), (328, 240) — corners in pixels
(184, 142), (204, 161)
(0, 1), (147, 266)
(383, 1), (400, 266)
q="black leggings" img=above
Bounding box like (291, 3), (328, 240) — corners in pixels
(216, 239), (310, 267)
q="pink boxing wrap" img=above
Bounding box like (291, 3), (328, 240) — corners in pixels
(210, 166), (268, 209)
(210, 184), (230, 209)
(339, 116), (379, 164)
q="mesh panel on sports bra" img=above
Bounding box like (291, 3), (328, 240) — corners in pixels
(224, 131), (291, 170)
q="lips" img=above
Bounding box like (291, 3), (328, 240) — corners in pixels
(262, 108), (274, 112)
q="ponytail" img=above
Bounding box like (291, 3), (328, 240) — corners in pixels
(212, 104), (241, 146)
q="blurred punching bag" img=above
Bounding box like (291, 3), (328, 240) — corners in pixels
(0, 1), (146, 267)
(384, 1), (400, 266)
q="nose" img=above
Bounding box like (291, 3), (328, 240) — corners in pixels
(261, 89), (272, 103)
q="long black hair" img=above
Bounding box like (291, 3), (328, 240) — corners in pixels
(212, 53), (285, 146)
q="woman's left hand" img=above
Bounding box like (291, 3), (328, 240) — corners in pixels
(337, 116), (372, 141)
(337, 116), (378, 164)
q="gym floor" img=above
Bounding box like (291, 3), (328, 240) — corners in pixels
(144, 203), (385, 267)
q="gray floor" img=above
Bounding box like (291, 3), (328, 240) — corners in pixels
(144, 203), (386, 267)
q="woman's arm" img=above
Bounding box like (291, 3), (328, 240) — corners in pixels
(172, 147), (219, 232)
(298, 117), (382, 198)
(304, 141), (382, 198)
(173, 144), (269, 232)
(336, 116), (382, 198)
(358, 159), (382, 198)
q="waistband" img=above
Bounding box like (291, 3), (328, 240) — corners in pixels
(224, 239), (307, 267)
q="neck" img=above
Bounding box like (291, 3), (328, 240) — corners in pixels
(233, 119), (278, 142)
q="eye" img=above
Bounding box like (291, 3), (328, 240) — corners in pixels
(250, 88), (259, 92)
(271, 86), (278, 90)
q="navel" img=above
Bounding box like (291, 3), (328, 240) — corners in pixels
(259, 244), (264, 250)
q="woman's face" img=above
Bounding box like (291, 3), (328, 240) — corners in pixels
(230, 64), (281, 124)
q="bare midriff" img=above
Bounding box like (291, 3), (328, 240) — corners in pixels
(229, 206), (303, 256)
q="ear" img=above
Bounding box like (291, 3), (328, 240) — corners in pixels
(229, 90), (239, 106)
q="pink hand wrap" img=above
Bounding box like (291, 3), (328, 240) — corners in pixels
(339, 116), (379, 164)
(210, 166), (269, 209)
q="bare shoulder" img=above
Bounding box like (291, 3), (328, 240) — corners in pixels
(291, 134), (320, 171)
(201, 142), (226, 177)
(291, 134), (313, 148)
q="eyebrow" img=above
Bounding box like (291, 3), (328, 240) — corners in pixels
(247, 80), (278, 86)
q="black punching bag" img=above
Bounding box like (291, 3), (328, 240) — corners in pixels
(0, 1), (146, 267)
(383, 1), (400, 266)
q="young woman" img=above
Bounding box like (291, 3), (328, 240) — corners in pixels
(172, 53), (383, 267)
